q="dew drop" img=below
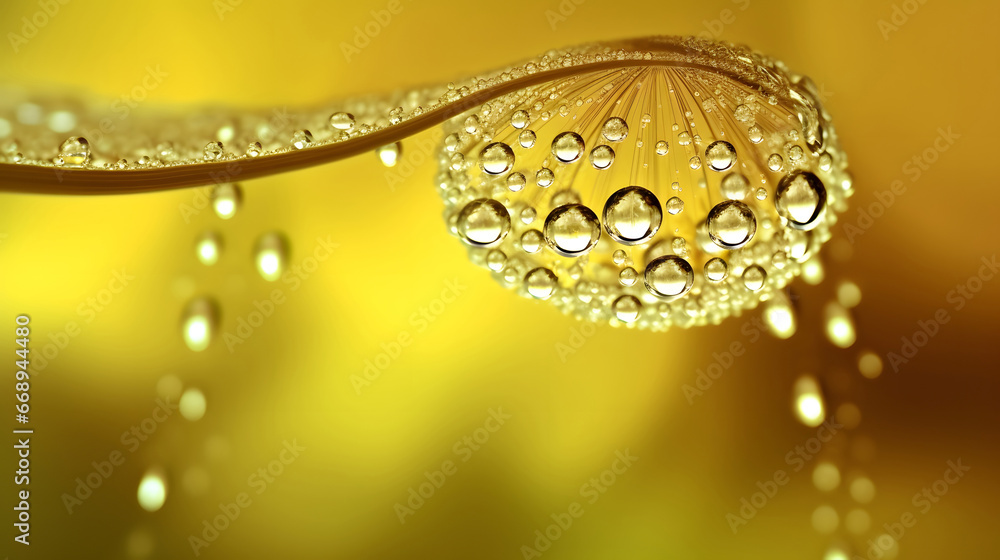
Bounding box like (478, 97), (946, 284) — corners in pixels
(612, 249), (628, 266)
(644, 255), (694, 298)
(655, 140), (669, 156)
(775, 171), (827, 230)
(613, 295), (641, 323)
(720, 172), (750, 200)
(291, 129), (313, 149)
(689, 156), (702, 170)
(601, 117), (629, 142)
(589, 145), (615, 169)
(767, 153), (783, 171)
(551, 131), (585, 163)
(524, 267), (558, 299)
(619, 267), (638, 286)
(665, 196), (684, 215)
(602, 186), (662, 245)
(457, 199), (511, 247)
(479, 142), (515, 175)
(211, 183), (242, 220)
(486, 249), (507, 272)
(519, 129), (536, 148)
(59, 136), (90, 166)
(520, 229), (543, 253)
(507, 172), (526, 192)
(510, 110), (530, 129)
(707, 200), (757, 249)
(543, 204), (601, 257)
(748, 124), (764, 144)
(204, 141), (224, 160)
(182, 298), (217, 352)
(742, 264), (767, 291)
(329, 112), (356, 131)
(377, 142), (402, 167)
(536, 167), (554, 187)
(195, 232), (222, 266)
(246, 141), (262, 157)
(255, 232), (289, 282)
(678, 131), (692, 146)
(705, 140), (736, 171)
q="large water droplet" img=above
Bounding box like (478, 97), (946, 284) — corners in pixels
(644, 255), (694, 298)
(510, 110), (530, 129)
(377, 142), (402, 167)
(742, 264), (767, 291)
(720, 172), (750, 200)
(457, 198), (511, 247)
(602, 186), (662, 245)
(195, 232), (222, 266)
(589, 145), (614, 169)
(705, 140), (736, 171)
(291, 129), (313, 149)
(479, 142), (515, 175)
(707, 200), (757, 249)
(665, 196), (684, 215)
(543, 204), (601, 257)
(775, 171), (827, 230)
(551, 131), (585, 163)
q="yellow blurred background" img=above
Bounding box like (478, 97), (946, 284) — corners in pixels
(1, 0), (998, 558)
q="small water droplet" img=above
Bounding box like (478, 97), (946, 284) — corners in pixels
(655, 140), (669, 155)
(536, 167), (554, 187)
(507, 172), (526, 192)
(255, 232), (289, 281)
(601, 117), (629, 142)
(479, 142), (515, 175)
(291, 129), (313, 149)
(767, 153), (783, 171)
(644, 255), (694, 298)
(619, 267), (638, 286)
(458, 199), (511, 247)
(707, 200), (757, 249)
(613, 295), (641, 323)
(510, 110), (530, 129)
(524, 267), (558, 299)
(520, 229), (543, 253)
(519, 129), (536, 148)
(589, 145), (615, 169)
(720, 172), (750, 200)
(742, 265), (767, 291)
(551, 131), (585, 163)
(543, 204), (601, 257)
(182, 298), (218, 352)
(204, 141), (224, 160)
(377, 142), (402, 167)
(195, 232), (222, 266)
(665, 196), (684, 215)
(775, 171), (827, 230)
(211, 183), (242, 219)
(704, 257), (728, 281)
(705, 140), (736, 171)
(330, 112), (356, 131)
(59, 136), (90, 166)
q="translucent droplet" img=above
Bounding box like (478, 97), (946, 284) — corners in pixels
(665, 196), (684, 215)
(704, 257), (728, 282)
(543, 204), (601, 257)
(551, 131), (585, 163)
(179, 388), (207, 421)
(601, 117), (628, 142)
(519, 129), (536, 148)
(246, 141), (262, 157)
(137, 470), (167, 512)
(479, 142), (515, 175)
(787, 144), (804, 162)
(707, 200), (757, 249)
(603, 186), (662, 245)
(329, 112), (356, 131)
(748, 124), (764, 144)
(655, 140), (669, 156)
(677, 131), (692, 146)
(204, 141), (224, 160)
(291, 129), (313, 149)
(550, 189), (581, 208)
(195, 232), (221, 266)
(486, 249), (506, 272)
(589, 145), (615, 169)
(742, 265), (766, 291)
(507, 172), (526, 192)
(734, 104), (753, 122)
(59, 136), (90, 166)
(794, 374), (826, 427)
(211, 183), (242, 220)
(619, 267), (638, 286)
(182, 298), (217, 352)
(520, 207), (537, 225)
(705, 140), (736, 171)
(767, 153), (783, 171)
(536, 167), (554, 187)
(824, 301), (856, 348)
(377, 142), (402, 167)
(510, 110), (530, 129)
(255, 232), (289, 282)
(524, 267), (558, 299)
(464, 115), (480, 134)
(775, 171), (827, 230)
(720, 173), (750, 200)
(689, 156), (702, 170)
(612, 249), (627, 266)
(755, 187), (768, 201)
(458, 199), (511, 247)
(613, 295), (641, 323)
(520, 229), (543, 253)
(644, 255), (694, 298)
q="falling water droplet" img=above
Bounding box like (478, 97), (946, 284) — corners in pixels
(181, 298), (217, 352)
(377, 142), (402, 167)
(254, 232), (289, 282)
(179, 388), (207, 421)
(195, 232), (222, 266)
(211, 183), (242, 220)
(137, 469), (167, 512)
(793, 374), (826, 427)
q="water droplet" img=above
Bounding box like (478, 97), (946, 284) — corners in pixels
(601, 117), (628, 142)
(787, 144), (804, 162)
(204, 141), (224, 160)
(742, 265), (766, 291)
(813, 462), (841, 492)
(510, 110), (530, 129)
(325, 113), (356, 135)
(824, 301), (856, 348)
(589, 145), (615, 169)
(180, 387), (207, 421)
(246, 141), (262, 157)
(704, 258), (728, 282)
(767, 153), (783, 171)
(486, 249), (507, 272)
(457, 199), (511, 246)
(763, 291), (796, 338)
(748, 124), (763, 144)
(678, 131), (692, 146)
(819, 152), (833, 171)
(291, 129), (313, 149)
(720, 173), (750, 200)
(507, 172), (526, 192)
(612, 249), (627, 266)
(613, 295), (641, 323)
(619, 267), (638, 286)
(794, 375), (826, 427)
(479, 142), (515, 175)
(195, 232), (222, 266)
(603, 186), (662, 245)
(734, 104), (753, 122)
(850, 477), (876, 504)
(137, 470), (167, 512)
(536, 167), (554, 187)
(655, 140), (669, 155)
(255, 232), (289, 281)
(211, 183), (242, 219)
(182, 298), (217, 352)
(524, 267), (558, 299)
(689, 156), (702, 170)
(377, 142), (402, 167)
(707, 200), (757, 249)
(520, 229), (543, 253)
(520, 207), (537, 224)
(775, 171), (827, 230)
(59, 136), (90, 166)
(551, 131), (585, 163)
(644, 255), (694, 298)
(464, 115), (480, 134)
(665, 196), (684, 215)
(519, 129), (536, 148)
(755, 187), (768, 201)
(858, 351), (882, 379)
(543, 204), (601, 257)
(705, 140), (736, 171)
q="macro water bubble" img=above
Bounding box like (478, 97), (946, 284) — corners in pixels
(181, 298), (217, 352)
(775, 171), (827, 230)
(644, 255), (694, 298)
(536, 167), (554, 187)
(211, 183), (242, 220)
(551, 131), (585, 163)
(377, 142), (402, 167)
(665, 196), (684, 215)
(329, 111), (356, 131)
(689, 156), (701, 170)
(507, 172), (526, 192)
(486, 249), (507, 272)
(707, 200), (757, 249)
(543, 204), (601, 257)
(613, 295), (641, 323)
(601, 117), (628, 142)
(524, 267), (558, 299)
(677, 131), (692, 145)
(742, 265), (766, 291)
(589, 145), (615, 169)
(612, 249), (628, 266)
(520, 207), (537, 225)
(720, 172), (750, 200)
(246, 141), (262, 157)
(519, 129), (536, 148)
(255, 232), (289, 282)
(603, 186), (662, 245)
(59, 136), (90, 166)
(767, 153), (783, 171)
(705, 140), (736, 171)
(479, 142), (515, 174)
(704, 257), (728, 282)
(510, 110), (530, 129)
(457, 198), (511, 247)
(748, 124), (764, 144)
(520, 229), (543, 253)
(203, 141), (224, 160)
(291, 129), (313, 149)
(655, 140), (669, 155)
(195, 232), (222, 266)
(619, 267), (638, 286)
